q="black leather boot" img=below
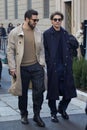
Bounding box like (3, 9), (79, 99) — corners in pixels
(21, 115), (29, 124)
(58, 109), (69, 120)
(51, 114), (59, 123)
(33, 115), (45, 127)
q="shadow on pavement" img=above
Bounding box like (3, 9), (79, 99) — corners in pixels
(0, 114), (87, 130)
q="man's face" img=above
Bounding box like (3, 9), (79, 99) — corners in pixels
(51, 15), (62, 30)
(27, 15), (39, 29)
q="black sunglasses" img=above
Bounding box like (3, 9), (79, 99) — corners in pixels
(31, 19), (39, 22)
(53, 18), (62, 22)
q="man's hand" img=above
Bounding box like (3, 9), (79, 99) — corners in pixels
(9, 69), (17, 78)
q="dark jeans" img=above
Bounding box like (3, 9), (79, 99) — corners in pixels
(48, 97), (71, 115)
(18, 63), (45, 116)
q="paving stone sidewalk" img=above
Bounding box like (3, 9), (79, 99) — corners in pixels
(0, 89), (86, 122)
(0, 58), (86, 122)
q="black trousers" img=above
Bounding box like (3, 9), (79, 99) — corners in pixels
(48, 97), (71, 115)
(18, 63), (45, 116)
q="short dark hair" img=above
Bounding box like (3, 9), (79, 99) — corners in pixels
(24, 9), (38, 20)
(50, 11), (64, 20)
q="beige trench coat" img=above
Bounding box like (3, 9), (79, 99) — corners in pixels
(7, 24), (45, 96)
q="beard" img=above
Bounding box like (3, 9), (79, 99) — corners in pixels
(28, 22), (35, 30)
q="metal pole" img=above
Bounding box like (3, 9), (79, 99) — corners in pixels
(84, 21), (87, 60)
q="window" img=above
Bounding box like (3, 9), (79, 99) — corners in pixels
(5, 0), (8, 19)
(14, 0), (18, 19)
(27, 0), (32, 10)
(43, 0), (49, 18)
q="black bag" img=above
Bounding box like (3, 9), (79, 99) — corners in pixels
(68, 34), (79, 57)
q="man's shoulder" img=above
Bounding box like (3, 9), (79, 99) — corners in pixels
(12, 25), (21, 32)
(60, 27), (68, 33)
(9, 25), (22, 36)
(34, 27), (42, 34)
(43, 27), (52, 35)
(9, 26), (17, 34)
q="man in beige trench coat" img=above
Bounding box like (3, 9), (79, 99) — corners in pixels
(7, 9), (45, 127)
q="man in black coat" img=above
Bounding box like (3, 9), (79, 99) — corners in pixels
(0, 23), (6, 49)
(43, 11), (78, 123)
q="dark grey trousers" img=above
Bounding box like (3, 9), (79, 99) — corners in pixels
(48, 98), (71, 115)
(18, 63), (45, 116)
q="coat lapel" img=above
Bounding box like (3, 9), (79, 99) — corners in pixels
(49, 27), (61, 59)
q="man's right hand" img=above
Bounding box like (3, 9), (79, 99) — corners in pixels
(9, 69), (17, 78)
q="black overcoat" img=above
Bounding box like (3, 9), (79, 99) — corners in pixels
(43, 26), (78, 100)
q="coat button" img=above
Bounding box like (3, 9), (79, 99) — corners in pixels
(64, 70), (66, 73)
(64, 63), (67, 66)
(19, 41), (21, 44)
(66, 56), (68, 58)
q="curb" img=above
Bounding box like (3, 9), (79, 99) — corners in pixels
(77, 89), (87, 102)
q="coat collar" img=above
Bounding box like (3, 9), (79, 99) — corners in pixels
(50, 26), (61, 34)
(17, 24), (24, 36)
(49, 26), (67, 35)
(17, 24), (39, 37)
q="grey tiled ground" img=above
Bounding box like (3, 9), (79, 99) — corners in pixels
(0, 90), (86, 122)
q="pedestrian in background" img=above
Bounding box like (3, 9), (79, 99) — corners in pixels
(17, 23), (21, 26)
(43, 11), (78, 123)
(0, 23), (6, 37)
(7, 9), (45, 127)
(0, 23), (6, 49)
(7, 22), (14, 34)
(76, 22), (84, 59)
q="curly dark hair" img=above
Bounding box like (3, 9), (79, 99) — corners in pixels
(50, 11), (64, 20)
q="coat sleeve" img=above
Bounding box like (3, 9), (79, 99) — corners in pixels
(43, 32), (49, 65)
(68, 34), (79, 49)
(7, 30), (16, 70)
(39, 32), (46, 66)
(67, 34), (79, 57)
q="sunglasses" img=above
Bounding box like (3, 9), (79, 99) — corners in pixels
(53, 18), (62, 22)
(31, 19), (39, 22)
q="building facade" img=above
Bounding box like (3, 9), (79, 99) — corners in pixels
(0, 0), (87, 35)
